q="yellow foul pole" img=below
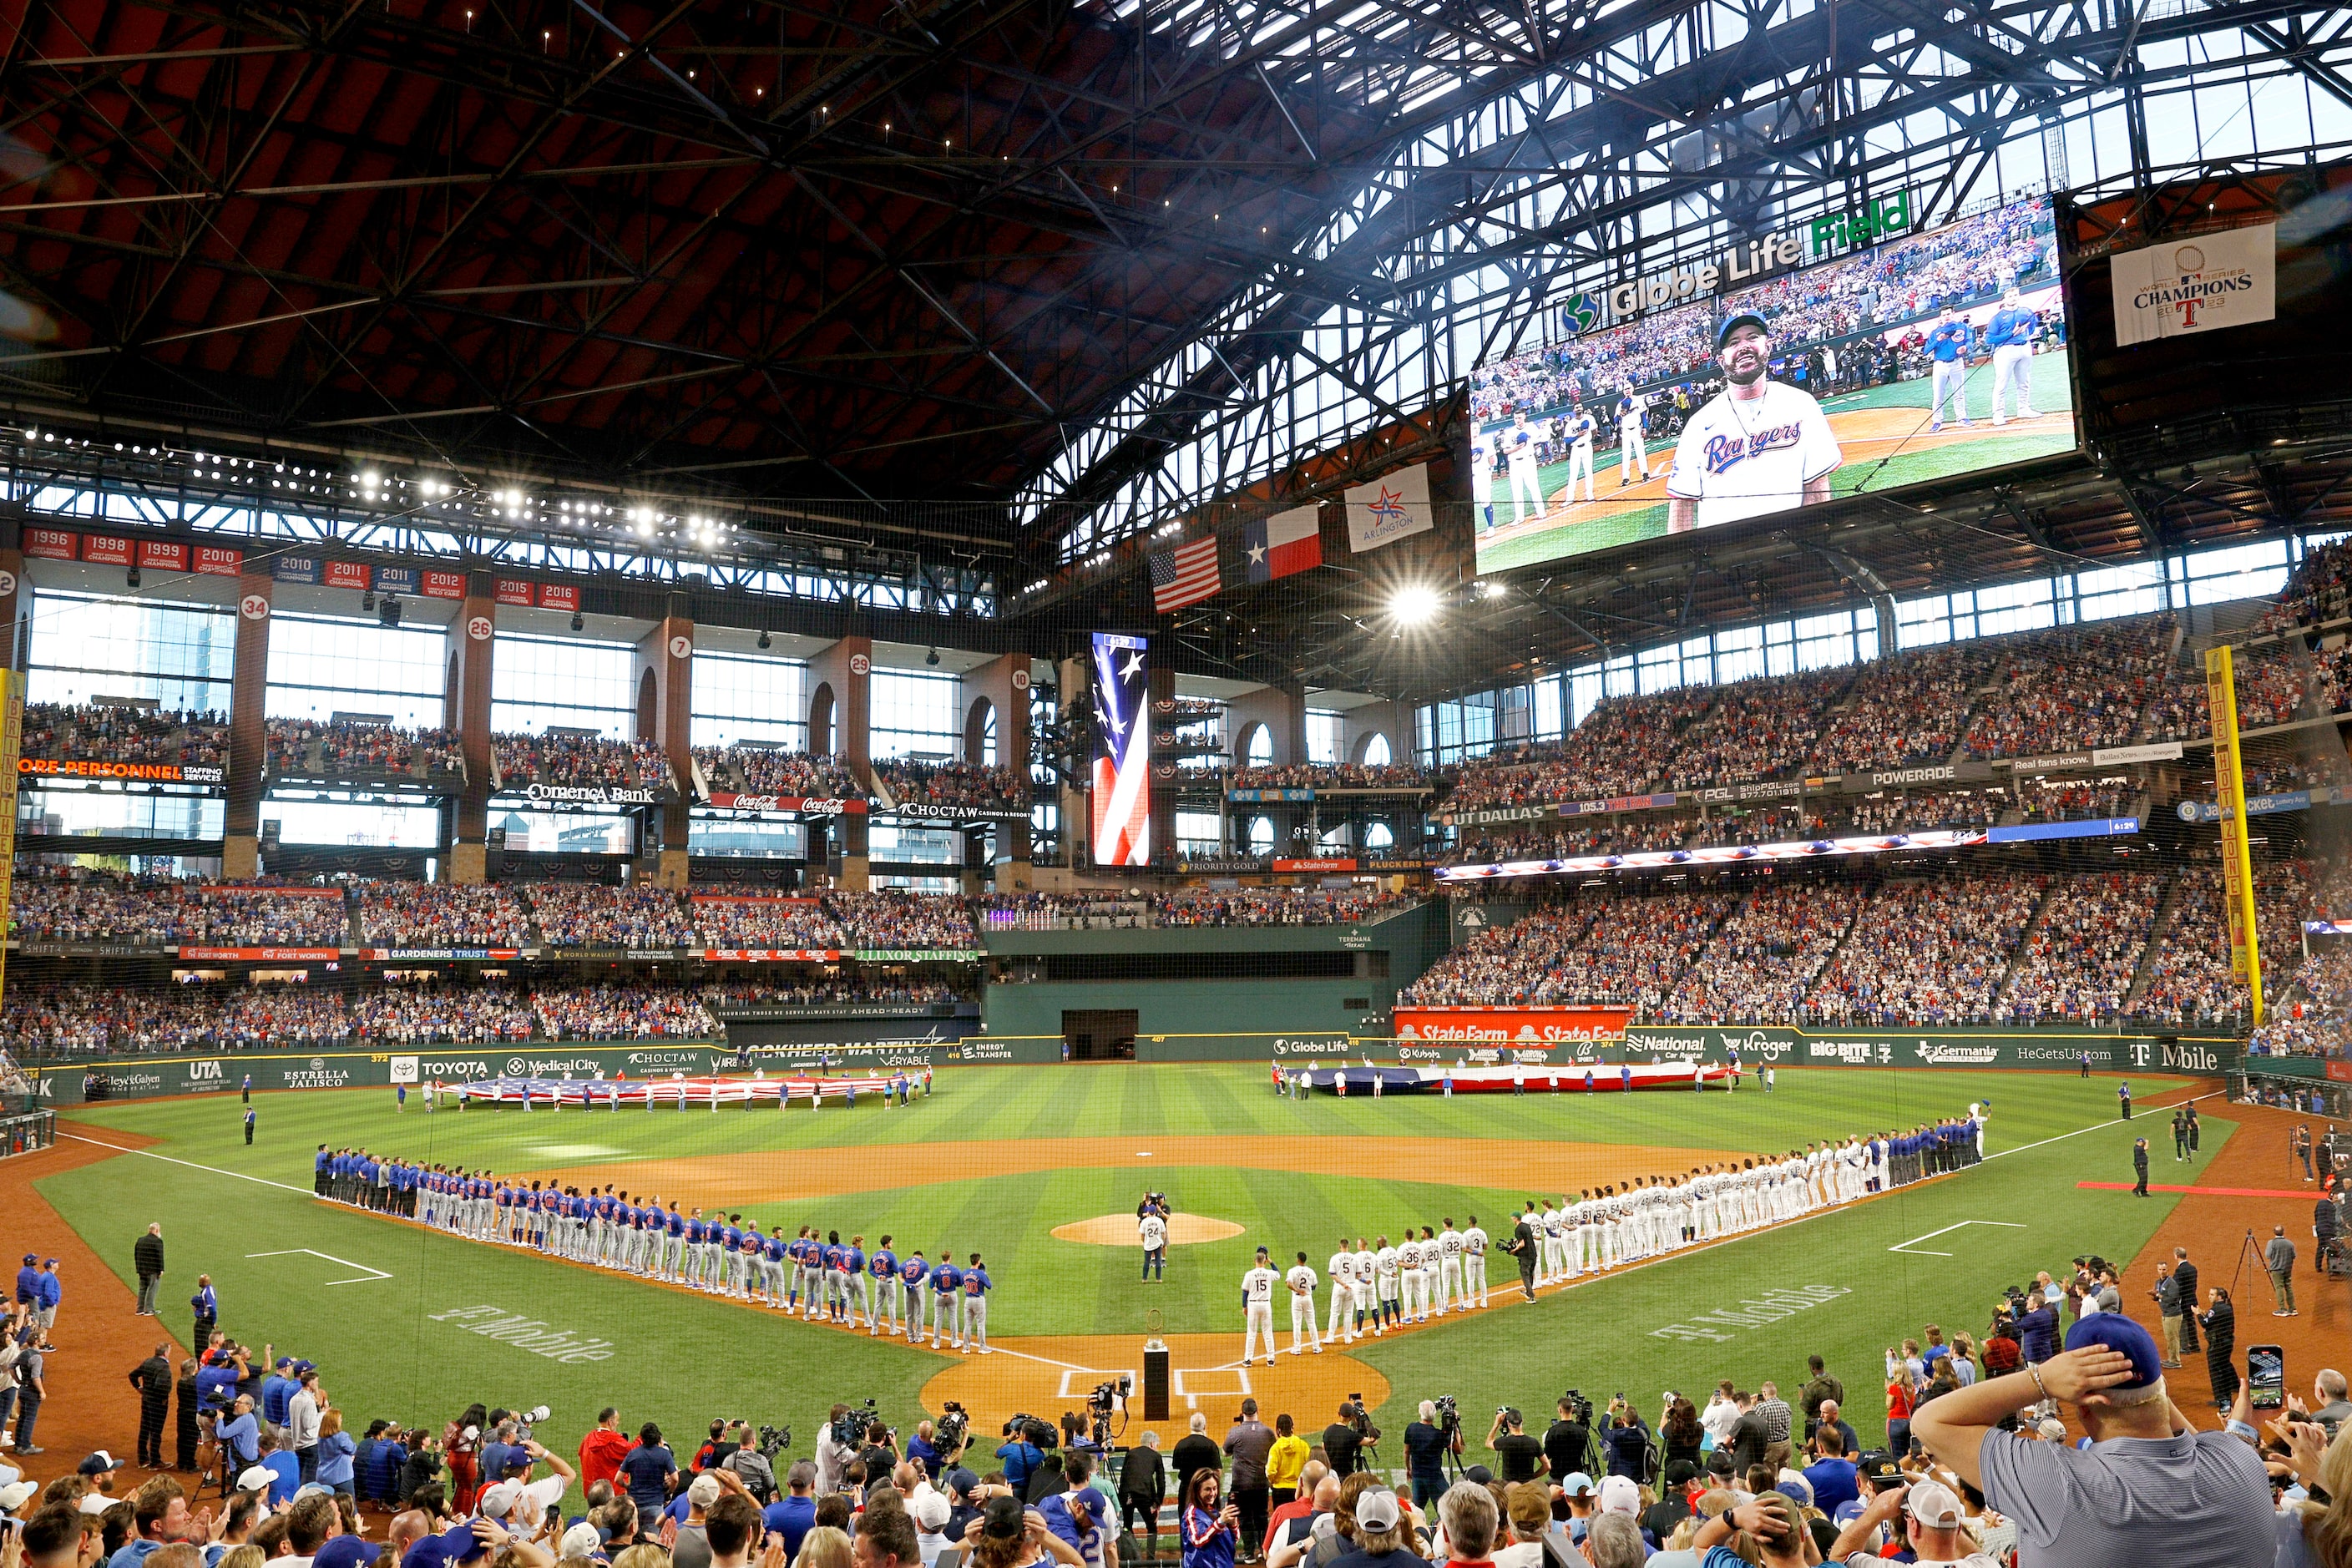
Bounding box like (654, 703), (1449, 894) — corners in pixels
(2204, 645), (2263, 1027)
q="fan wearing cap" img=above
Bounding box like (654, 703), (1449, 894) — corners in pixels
(1908, 1311), (2271, 1564)
(1822, 1477), (1995, 1566)
(1663, 314), (1841, 534)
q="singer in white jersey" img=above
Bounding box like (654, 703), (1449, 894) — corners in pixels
(1664, 313), (1842, 534)
(1436, 1221), (1464, 1315)
(1242, 1247), (1279, 1368)
(1461, 1216), (1490, 1307)
(1327, 1240), (1359, 1345)
(1285, 1252), (1323, 1355)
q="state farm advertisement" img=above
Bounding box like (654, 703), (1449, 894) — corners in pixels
(1392, 1006), (1635, 1044)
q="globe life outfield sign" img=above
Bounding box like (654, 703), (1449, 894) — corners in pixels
(1604, 191), (1914, 322)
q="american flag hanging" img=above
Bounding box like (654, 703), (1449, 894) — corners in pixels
(1150, 536), (1222, 613)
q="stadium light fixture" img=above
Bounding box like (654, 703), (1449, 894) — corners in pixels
(1388, 584), (1441, 625)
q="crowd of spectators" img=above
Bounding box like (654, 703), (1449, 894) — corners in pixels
(1811, 644), (1996, 772)
(1960, 619), (2177, 761)
(2, 982), (348, 1050)
(2011, 776), (2132, 824)
(523, 884), (698, 949)
(493, 733), (672, 791)
(1449, 816), (1692, 863)
(1660, 671), (1844, 790)
(266, 719), (466, 778)
(976, 892), (1153, 930)
(873, 759), (1028, 810)
(2259, 538), (2352, 632)
(822, 891), (980, 950)
(1151, 885), (1405, 927)
(1842, 792), (1999, 835)
(1227, 761), (1431, 791)
(20, 701), (227, 766)
(1996, 870), (2163, 1025)
(690, 897), (847, 949)
(533, 982), (716, 1039)
(1656, 882), (1863, 1025)
(1402, 889), (1734, 1012)
(351, 984), (538, 1043)
(696, 746), (862, 799)
(1807, 875), (2043, 1026)
(8, 873), (347, 947)
(356, 883), (532, 948)
(703, 977), (963, 1009)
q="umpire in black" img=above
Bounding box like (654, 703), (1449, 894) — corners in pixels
(129, 1342), (173, 1469)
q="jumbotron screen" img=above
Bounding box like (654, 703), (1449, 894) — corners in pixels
(1467, 194), (2079, 572)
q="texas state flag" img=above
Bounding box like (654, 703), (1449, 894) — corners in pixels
(1244, 503), (1323, 584)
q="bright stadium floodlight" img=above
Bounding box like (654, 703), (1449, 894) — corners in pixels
(1388, 584), (1441, 625)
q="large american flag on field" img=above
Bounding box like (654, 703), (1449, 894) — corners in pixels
(1150, 536), (1222, 612)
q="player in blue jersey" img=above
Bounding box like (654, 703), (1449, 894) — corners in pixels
(929, 1256), (964, 1350)
(961, 1254), (993, 1354)
(900, 1249), (932, 1344)
(867, 1237), (901, 1338)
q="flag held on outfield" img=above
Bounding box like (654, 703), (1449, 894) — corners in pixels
(1244, 504), (1323, 584)
(1150, 535), (1222, 612)
(1344, 463), (1434, 553)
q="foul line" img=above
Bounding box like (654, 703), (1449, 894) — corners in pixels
(1889, 1219), (2027, 1257)
(246, 1247), (391, 1286)
(59, 1131), (317, 1196)
(2077, 1180), (2314, 1199)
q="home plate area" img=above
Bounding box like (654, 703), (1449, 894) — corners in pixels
(920, 1334), (1389, 1424)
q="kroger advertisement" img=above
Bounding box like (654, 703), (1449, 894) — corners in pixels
(1469, 194), (2078, 571)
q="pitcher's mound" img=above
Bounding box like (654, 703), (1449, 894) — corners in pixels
(1053, 1213), (1243, 1247)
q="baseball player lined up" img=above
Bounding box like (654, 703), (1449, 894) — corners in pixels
(1924, 305), (1975, 431)
(1983, 288), (2041, 426)
(1506, 412), (1548, 524)
(1563, 410), (1597, 504)
(1241, 1247), (1281, 1368)
(1665, 313), (1842, 532)
(1469, 430), (1498, 531)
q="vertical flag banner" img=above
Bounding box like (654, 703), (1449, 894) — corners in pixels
(2205, 645), (2263, 1024)
(1150, 536), (1222, 613)
(1244, 503), (1323, 584)
(1090, 631), (1151, 866)
(1344, 463), (1434, 553)
(2110, 222), (2276, 345)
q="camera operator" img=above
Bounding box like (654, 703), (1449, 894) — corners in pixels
(1223, 1399), (1275, 1560)
(720, 1426), (777, 1502)
(858, 1421), (900, 1486)
(1485, 1408), (1544, 1484)
(995, 1418), (1049, 1497)
(1542, 1397), (1591, 1486)
(817, 1407), (862, 1495)
(1403, 1402), (1459, 1509)
(1320, 1404), (1365, 1479)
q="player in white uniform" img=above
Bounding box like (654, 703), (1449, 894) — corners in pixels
(1470, 430), (1499, 530)
(1664, 313), (1842, 533)
(1242, 1247), (1279, 1367)
(1327, 1240), (1359, 1344)
(1396, 1232), (1425, 1321)
(1352, 1239), (1378, 1338)
(1572, 1194), (1598, 1276)
(1461, 1216), (1489, 1307)
(1285, 1252), (1323, 1355)
(1140, 1208), (1168, 1282)
(1374, 1235), (1402, 1332)
(1436, 1222), (1464, 1314)
(1564, 409), (1597, 503)
(1545, 1202), (1571, 1281)
(1616, 387), (1651, 483)
(1419, 1227), (1444, 1317)
(1505, 412), (1547, 524)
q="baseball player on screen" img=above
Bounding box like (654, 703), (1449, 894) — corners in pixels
(1505, 412), (1548, 524)
(1564, 408), (1597, 503)
(1469, 429), (1498, 530)
(1925, 304), (1975, 431)
(1616, 386), (1651, 483)
(1984, 287), (2041, 425)
(1664, 312), (1843, 532)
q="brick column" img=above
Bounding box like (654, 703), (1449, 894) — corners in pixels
(807, 635), (873, 889)
(220, 572), (274, 878)
(443, 575), (498, 884)
(634, 600), (695, 888)
(959, 651), (1034, 883)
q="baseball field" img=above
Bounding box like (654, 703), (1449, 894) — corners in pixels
(1474, 351), (2080, 571)
(23, 1058), (2312, 1490)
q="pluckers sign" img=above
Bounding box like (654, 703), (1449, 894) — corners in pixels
(1607, 192), (1914, 322)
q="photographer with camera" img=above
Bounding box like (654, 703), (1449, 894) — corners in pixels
(1542, 1395), (1592, 1488)
(1320, 1403), (1369, 1479)
(996, 1416), (1050, 1497)
(1403, 1401), (1459, 1508)
(1223, 1399), (1275, 1561)
(1485, 1408), (1543, 1484)
(720, 1425), (778, 1501)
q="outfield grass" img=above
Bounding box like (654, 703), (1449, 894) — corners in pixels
(46, 1064), (2214, 1470)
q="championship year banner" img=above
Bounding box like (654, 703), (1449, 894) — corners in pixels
(1391, 1005), (1635, 1044)
(1090, 630), (1150, 866)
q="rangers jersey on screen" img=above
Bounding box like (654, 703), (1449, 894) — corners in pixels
(1664, 381), (1843, 528)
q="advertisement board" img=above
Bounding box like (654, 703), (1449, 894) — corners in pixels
(1392, 1005), (1636, 1044)
(702, 791), (867, 817)
(1089, 631), (1150, 866)
(1469, 194), (2076, 570)
(20, 757), (225, 786)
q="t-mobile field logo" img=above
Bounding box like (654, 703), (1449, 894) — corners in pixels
(427, 1304), (616, 1362)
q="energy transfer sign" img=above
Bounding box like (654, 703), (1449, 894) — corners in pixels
(2109, 223), (2276, 344)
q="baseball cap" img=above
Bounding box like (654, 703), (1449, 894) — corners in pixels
(1596, 1476), (1640, 1516)
(79, 1451), (129, 1476)
(1560, 1472), (1596, 1498)
(401, 1525), (493, 1568)
(1904, 1479), (1964, 1530)
(945, 1467), (979, 1500)
(476, 1482), (524, 1520)
(1354, 1491), (1401, 1533)
(1664, 1460), (1697, 1486)
(2036, 1417), (2067, 1441)
(2062, 1313), (2162, 1394)
(914, 1492), (952, 1533)
(559, 1524), (605, 1560)
(313, 1536), (382, 1568)
(234, 1466), (275, 1494)
(1716, 311), (1768, 349)
(1855, 1451), (1902, 1486)
(0, 1481), (36, 1511)
(79, 1494), (116, 1515)
(274, 1357), (293, 1369)
(1704, 1450), (1735, 1477)
(1774, 1478), (1813, 1510)
(18, 1255), (32, 1267)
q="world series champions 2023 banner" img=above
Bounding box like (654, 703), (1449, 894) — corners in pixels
(1090, 630), (1151, 866)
